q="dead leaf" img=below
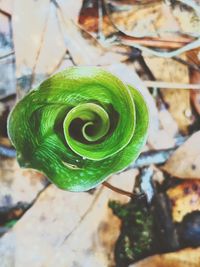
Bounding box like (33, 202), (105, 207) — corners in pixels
(161, 89), (193, 134)
(0, 169), (137, 267)
(106, 1), (180, 39)
(144, 55), (189, 83)
(167, 180), (200, 222)
(79, 0), (99, 33)
(12, 0), (66, 96)
(54, 1), (129, 66)
(0, 158), (47, 212)
(129, 248), (200, 267)
(163, 131), (200, 179)
(143, 55), (192, 133)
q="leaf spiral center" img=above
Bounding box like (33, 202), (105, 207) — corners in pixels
(63, 103), (111, 157)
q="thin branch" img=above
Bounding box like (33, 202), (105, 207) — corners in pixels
(119, 38), (200, 58)
(117, 35), (193, 49)
(0, 9), (11, 17)
(173, 56), (200, 72)
(144, 81), (200, 90)
(0, 51), (14, 61)
(102, 181), (134, 198)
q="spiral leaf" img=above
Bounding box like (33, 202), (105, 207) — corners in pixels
(8, 67), (149, 191)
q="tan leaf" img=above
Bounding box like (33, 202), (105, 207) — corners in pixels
(0, 169), (137, 267)
(0, 158), (46, 210)
(144, 55), (192, 133)
(167, 180), (200, 222)
(130, 248), (200, 267)
(54, 1), (129, 65)
(144, 56), (189, 83)
(12, 0), (66, 88)
(163, 131), (200, 179)
(161, 89), (193, 133)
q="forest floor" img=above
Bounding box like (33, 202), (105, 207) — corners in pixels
(0, 1), (200, 266)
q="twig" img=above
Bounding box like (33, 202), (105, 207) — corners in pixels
(0, 51), (14, 61)
(144, 81), (200, 90)
(137, 54), (156, 81)
(0, 9), (11, 17)
(102, 181), (134, 198)
(117, 35), (193, 49)
(119, 37), (200, 58)
(0, 145), (16, 158)
(173, 56), (200, 72)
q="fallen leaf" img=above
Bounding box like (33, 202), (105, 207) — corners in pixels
(190, 87), (200, 116)
(144, 55), (192, 133)
(0, 169), (137, 267)
(0, 158), (47, 215)
(54, 1), (129, 65)
(12, 0), (66, 96)
(163, 131), (200, 179)
(106, 1), (179, 39)
(129, 247), (200, 267)
(160, 89), (193, 134)
(167, 180), (200, 222)
(144, 56), (189, 83)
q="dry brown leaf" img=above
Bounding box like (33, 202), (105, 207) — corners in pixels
(163, 131), (200, 179)
(144, 55), (192, 133)
(144, 56), (189, 83)
(79, 0), (99, 33)
(167, 180), (200, 223)
(0, 157), (47, 210)
(0, 169), (137, 267)
(55, 1), (129, 65)
(57, 15), (128, 65)
(130, 248), (200, 267)
(106, 1), (180, 39)
(12, 0), (66, 93)
(161, 89), (193, 133)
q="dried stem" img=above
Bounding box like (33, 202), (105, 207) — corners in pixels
(118, 35), (193, 49)
(102, 181), (134, 198)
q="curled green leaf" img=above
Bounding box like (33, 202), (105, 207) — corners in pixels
(8, 67), (149, 191)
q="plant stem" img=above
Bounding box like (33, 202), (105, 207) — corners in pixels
(102, 181), (134, 198)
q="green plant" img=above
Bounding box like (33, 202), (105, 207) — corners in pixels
(8, 67), (149, 191)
